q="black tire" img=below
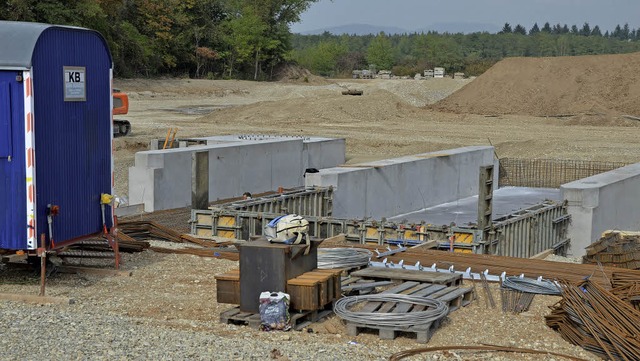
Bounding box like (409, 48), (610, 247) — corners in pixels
(120, 123), (131, 136)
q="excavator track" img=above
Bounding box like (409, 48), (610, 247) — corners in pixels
(113, 119), (131, 137)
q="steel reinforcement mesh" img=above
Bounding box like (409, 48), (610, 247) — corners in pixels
(499, 158), (630, 188)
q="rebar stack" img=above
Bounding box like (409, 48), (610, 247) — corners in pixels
(546, 280), (640, 360)
(583, 231), (640, 269)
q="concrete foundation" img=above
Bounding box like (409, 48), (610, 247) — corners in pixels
(561, 163), (640, 257)
(129, 135), (345, 212)
(304, 146), (497, 219)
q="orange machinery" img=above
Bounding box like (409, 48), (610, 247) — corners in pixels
(112, 89), (131, 136)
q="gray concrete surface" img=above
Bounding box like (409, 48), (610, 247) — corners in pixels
(390, 187), (561, 226)
(128, 135), (345, 212)
(304, 146), (497, 219)
(561, 162), (640, 257)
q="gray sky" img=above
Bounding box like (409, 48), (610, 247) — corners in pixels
(291, 0), (640, 34)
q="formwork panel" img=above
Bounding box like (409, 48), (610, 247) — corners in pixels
(192, 186), (569, 258)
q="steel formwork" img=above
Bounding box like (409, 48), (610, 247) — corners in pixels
(191, 187), (569, 258)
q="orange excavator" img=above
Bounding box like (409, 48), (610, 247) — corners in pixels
(112, 89), (131, 137)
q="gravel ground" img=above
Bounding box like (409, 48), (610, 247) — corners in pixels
(0, 249), (598, 361)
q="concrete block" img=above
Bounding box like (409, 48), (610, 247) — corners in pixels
(561, 162), (640, 256)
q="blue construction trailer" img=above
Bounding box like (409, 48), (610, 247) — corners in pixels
(0, 21), (113, 252)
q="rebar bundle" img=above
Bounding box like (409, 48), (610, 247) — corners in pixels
(546, 280), (640, 360)
(334, 294), (448, 327)
(502, 276), (561, 295)
(317, 248), (371, 269)
(500, 288), (535, 314)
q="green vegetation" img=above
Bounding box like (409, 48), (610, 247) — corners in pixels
(292, 22), (640, 78)
(4, 3), (640, 80)
(0, 0), (318, 79)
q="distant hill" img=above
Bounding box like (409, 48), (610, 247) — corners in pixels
(298, 24), (408, 35)
(296, 22), (502, 36)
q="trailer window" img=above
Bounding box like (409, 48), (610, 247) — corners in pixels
(0, 82), (12, 158)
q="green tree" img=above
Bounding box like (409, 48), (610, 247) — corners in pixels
(500, 23), (513, 34)
(222, 7), (267, 78)
(513, 24), (527, 35)
(529, 23), (540, 35)
(366, 32), (394, 70)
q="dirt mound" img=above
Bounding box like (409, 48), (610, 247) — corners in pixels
(433, 52), (640, 117)
(273, 63), (327, 84)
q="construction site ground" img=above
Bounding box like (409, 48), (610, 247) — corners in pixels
(5, 53), (640, 360)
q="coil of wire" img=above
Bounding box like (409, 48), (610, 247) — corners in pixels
(317, 248), (372, 269)
(502, 276), (561, 295)
(334, 294), (449, 327)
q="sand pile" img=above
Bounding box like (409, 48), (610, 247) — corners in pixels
(433, 52), (640, 117)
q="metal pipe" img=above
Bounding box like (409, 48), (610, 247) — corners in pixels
(39, 233), (46, 297)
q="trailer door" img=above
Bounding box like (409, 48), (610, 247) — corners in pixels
(0, 71), (26, 250)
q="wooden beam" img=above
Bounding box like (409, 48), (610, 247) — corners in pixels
(529, 249), (555, 260)
(0, 293), (74, 305)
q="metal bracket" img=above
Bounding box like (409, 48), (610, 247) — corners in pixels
(374, 245), (407, 259)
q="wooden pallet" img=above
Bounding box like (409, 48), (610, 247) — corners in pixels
(220, 305), (333, 331)
(345, 281), (474, 343)
(341, 276), (394, 295)
(351, 267), (463, 287)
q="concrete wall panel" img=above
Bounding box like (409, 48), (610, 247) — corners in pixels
(304, 138), (346, 170)
(305, 146), (495, 219)
(561, 163), (640, 256)
(128, 135), (345, 212)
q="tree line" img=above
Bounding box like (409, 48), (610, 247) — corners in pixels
(292, 22), (640, 78)
(3, 4), (639, 80)
(0, 0), (318, 79)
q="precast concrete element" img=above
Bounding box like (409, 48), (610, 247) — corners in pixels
(128, 135), (345, 212)
(304, 146), (497, 219)
(303, 137), (346, 170)
(561, 163), (640, 257)
(196, 135), (346, 171)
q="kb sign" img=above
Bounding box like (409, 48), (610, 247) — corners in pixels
(64, 66), (86, 101)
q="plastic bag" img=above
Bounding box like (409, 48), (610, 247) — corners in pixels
(259, 291), (291, 331)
